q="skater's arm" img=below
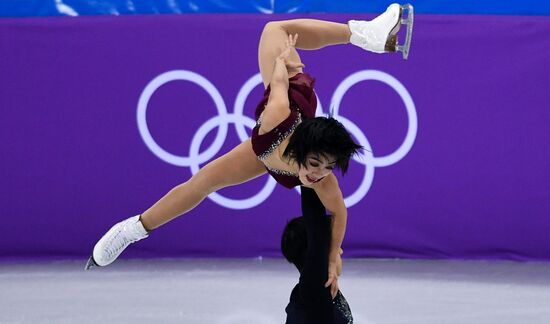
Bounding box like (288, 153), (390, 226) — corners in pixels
(260, 34), (304, 133)
(268, 57), (291, 111)
(312, 173), (347, 296)
(298, 187), (334, 308)
(259, 59), (290, 133)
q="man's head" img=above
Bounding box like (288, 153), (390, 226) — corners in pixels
(281, 215), (331, 271)
(281, 216), (307, 271)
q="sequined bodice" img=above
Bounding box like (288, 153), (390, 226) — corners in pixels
(251, 73), (317, 189)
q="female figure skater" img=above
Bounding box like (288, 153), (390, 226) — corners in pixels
(86, 3), (413, 290)
(282, 186), (353, 323)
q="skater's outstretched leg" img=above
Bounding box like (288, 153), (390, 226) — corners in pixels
(139, 139), (266, 230)
(86, 139), (266, 269)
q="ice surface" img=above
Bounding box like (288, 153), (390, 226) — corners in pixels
(1, 258), (550, 324)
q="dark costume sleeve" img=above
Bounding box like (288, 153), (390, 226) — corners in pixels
(298, 187), (334, 319)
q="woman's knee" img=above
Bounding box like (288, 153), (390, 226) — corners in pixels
(263, 21), (288, 36)
(187, 168), (228, 195)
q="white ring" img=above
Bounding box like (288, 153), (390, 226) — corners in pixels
(137, 70), (228, 166)
(137, 69), (417, 209)
(233, 73), (263, 141)
(331, 70), (418, 167)
(188, 114), (277, 210)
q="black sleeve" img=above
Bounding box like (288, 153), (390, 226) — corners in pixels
(297, 187), (333, 308)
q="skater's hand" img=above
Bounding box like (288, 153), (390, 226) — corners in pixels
(325, 249), (343, 298)
(334, 247), (343, 276)
(276, 33), (304, 71)
(329, 276), (340, 299)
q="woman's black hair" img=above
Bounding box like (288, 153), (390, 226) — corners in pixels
(283, 116), (362, 175)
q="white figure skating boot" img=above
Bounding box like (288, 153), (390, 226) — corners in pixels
(85, 215), (149, 270)
(348, 3), (414, 59)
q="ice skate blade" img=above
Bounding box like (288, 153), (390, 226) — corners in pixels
(85, 256), (99, 270)
(383, 5), (403, 53)
(397, 3), (414, 59)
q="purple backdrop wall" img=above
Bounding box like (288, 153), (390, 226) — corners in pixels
(1, 14), (549, 260)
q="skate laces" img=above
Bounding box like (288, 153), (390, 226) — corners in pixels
(349, 4), (399, 52)
(104, 220), (144, 260)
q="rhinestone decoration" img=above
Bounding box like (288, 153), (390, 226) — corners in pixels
(257, 113), (301, 161)
(265, 166), (298, 177)
(334, 291), (353, 323)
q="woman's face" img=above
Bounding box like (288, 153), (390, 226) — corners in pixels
(298, 153), (337, 185)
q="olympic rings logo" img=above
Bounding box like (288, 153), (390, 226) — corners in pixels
(137, 70), (417, 210)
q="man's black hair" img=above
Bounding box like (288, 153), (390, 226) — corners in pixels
(281, 215), (331, 271)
